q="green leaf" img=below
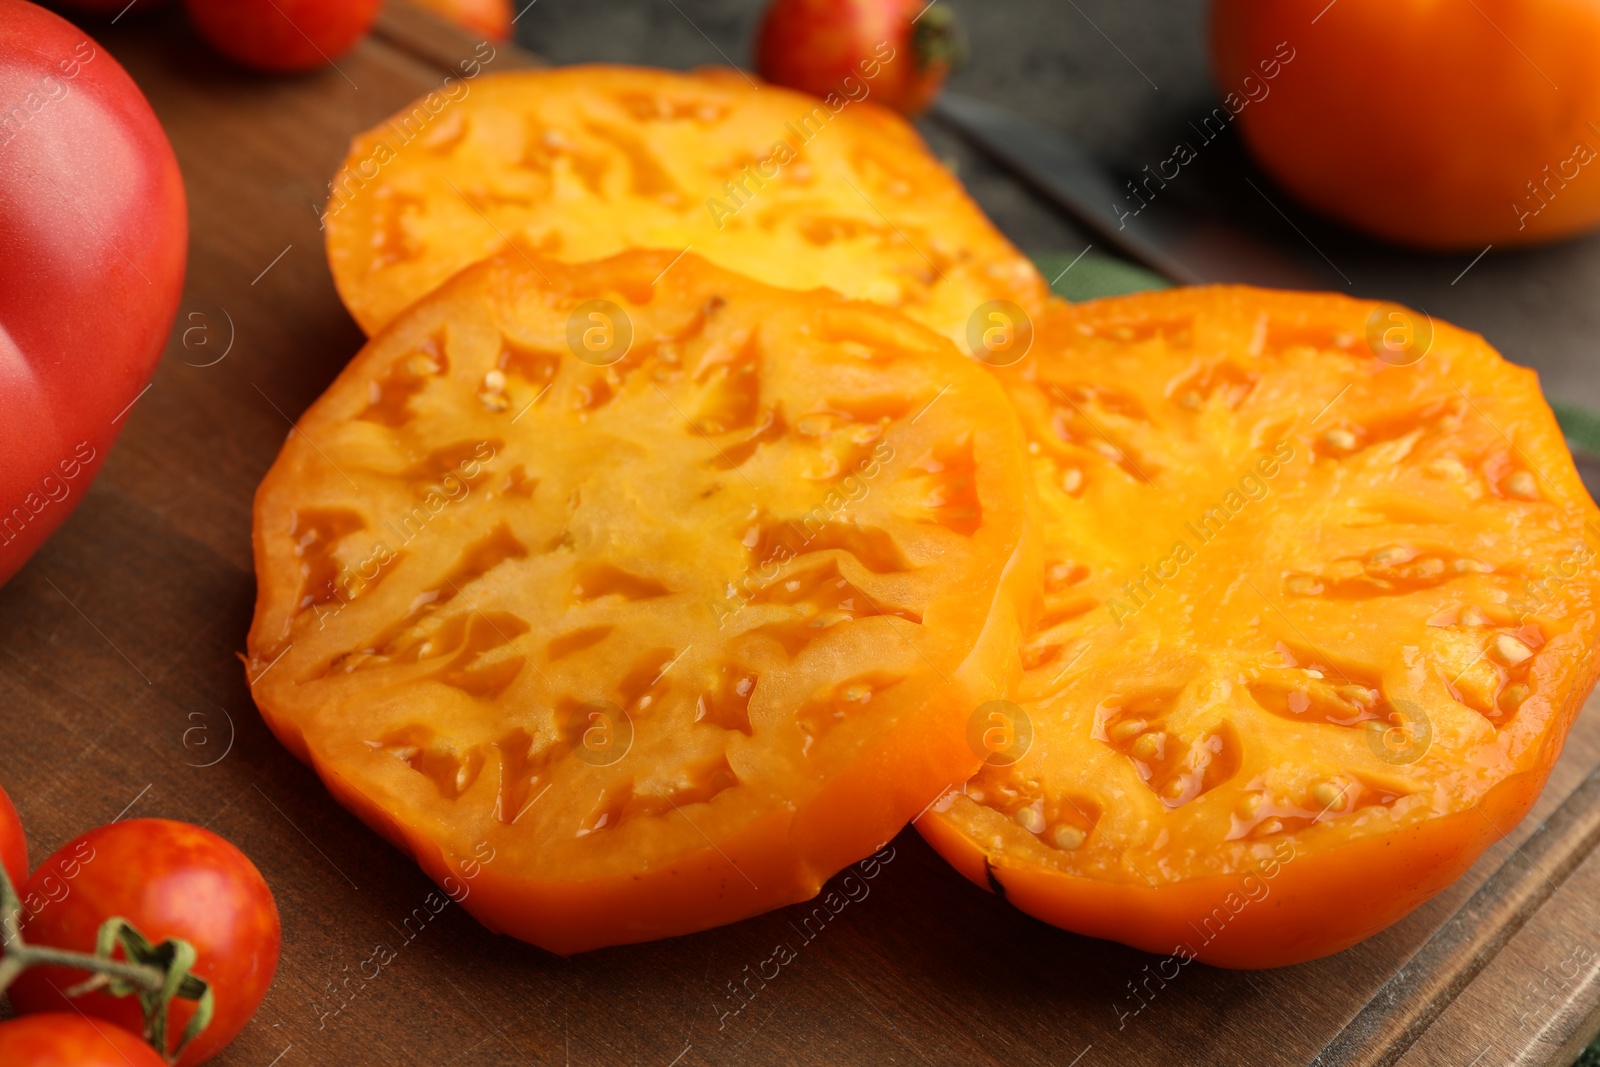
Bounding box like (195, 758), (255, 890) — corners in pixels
(1551, 401), (1600, 460)
(92, 916), (213, 1064)
(1032, 252), (1171, 303)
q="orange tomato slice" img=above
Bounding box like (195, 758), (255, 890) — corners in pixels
(322, 64), (1047, 345)
(247, 248), (1039, 953)
(917, 287), (1600, 967)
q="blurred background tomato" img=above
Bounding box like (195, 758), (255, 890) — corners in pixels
(183, 0), (383, 72)
(755, 0), (963, 115)
(1213, 0), (1600, 250)
(411, 0), (513, 41)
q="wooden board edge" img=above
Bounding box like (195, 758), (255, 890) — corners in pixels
(1311, 764), (1600, 1065)
(1394, 838), (1600, 1065)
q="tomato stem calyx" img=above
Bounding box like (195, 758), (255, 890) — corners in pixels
(911, 6), (966, 73)
(0, 862), (213, 1064)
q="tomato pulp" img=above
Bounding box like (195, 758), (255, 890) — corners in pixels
(920, 288), (1600, 966)
(248, 249), (1038, 953)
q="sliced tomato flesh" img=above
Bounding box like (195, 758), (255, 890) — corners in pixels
(919, 287), (1600, 967)
(248, 249), (1038, 953)
(322, 64), (1048, 346)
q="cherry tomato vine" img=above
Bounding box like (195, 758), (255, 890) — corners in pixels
(0, 859), (214, 1063)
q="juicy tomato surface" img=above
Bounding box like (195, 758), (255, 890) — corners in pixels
(919, 287), (1600, 967)
(0, 781), (26, 888)
(246, 249), (1039, 953)
(183, 0), (382, 72)
(755, 0), (960, 116)
(0, 0), (186, 588)
(0, 1014), (167, 1067)
(410, 0), (513, 41)
(321, 65), (1047, 345)
(1212, 0), (1600, 249)
(8, 819), (282, 1066)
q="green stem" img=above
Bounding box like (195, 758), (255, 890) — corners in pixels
(911, 5), (967, 72)
(0, 853), (213, 1065)
(0, 860), (165, 994)
(10, 943), (166, 988)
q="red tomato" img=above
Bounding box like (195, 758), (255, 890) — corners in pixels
(183, 0), (383, 73)
(411, 0), (512, 41)
(755, 0), (963, 116)
(8, 820), (281, 1067)
(0, 1), (187, 589)
(0, 1014), (166, 1067)
(0, 782), (26, 890)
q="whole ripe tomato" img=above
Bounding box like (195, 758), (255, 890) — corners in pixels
(755, 0), (963, 116)
(1212, 0), (1600, 249)
(0, 1), (187, 589)
(0, 782), (26, 889)
(184, 0), (383, 73)
(8, 820), (281, 1066)
(0, 1014), (167, 1067)
(410, 0), (512, 41)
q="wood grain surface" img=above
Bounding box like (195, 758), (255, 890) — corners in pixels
(2, 5), (1599, 1065)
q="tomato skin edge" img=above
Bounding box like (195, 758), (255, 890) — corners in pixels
(299, 727), (944, 955)
(919, 618), (1600, 971)
(919, 768), (1551, 968)
(916, 284), (1600, 969)
(284, 531), (1039, 955)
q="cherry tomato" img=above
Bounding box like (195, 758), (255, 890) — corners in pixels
(0, 782), (26, 890)
(0, 1), (187, 589)
(8, 820), (281, 1066)
(411, 0), (512, 41)
(1212, 0), (1600, 249)
(755, 0), (964, 116)
(0, 1014), (166, 1067)
(183, 0), (383, 73)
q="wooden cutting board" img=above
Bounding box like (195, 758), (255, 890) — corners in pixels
(3, 6), (1598, 1064)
